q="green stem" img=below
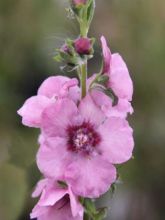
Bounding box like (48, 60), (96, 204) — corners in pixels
(80, 21), (88, 37)
(79, 21), (88, 99)
(81, 61), (87, 98)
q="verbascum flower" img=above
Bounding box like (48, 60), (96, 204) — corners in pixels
(17, 1), (135, 219)
(89, 36), (133, 118)
(37, 95), (134, 198)
(30, 178), (83, 220)
(17, 76), (80, 128)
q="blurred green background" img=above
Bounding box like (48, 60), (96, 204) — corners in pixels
(0, 0), (165, 219)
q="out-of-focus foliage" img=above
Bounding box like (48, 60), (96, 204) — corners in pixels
(0, 0), (165, 220)
(0, 163), (27, 220)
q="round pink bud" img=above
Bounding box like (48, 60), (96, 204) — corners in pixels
(74, 37), (91, 55)
(73, 0), (87, 6)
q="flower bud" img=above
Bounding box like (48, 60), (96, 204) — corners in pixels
(74, 37), (92, 55)
(61, 44), (69, 53)
(60, 44), (73, 56)
(72, 0), (87, 6)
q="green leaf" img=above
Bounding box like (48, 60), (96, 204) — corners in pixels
(84, 213), (91, 220)
(104, 88), (119, 106)
(54, 54), (62, 62)
(96, 75), (109, 86)
(109, 182), (117, 196)
(84, 198), (96, 215)
(87, 0), (95, 25)
(94, 207), (108, 220)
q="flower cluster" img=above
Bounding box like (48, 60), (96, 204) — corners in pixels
(18, 1), (134, 219)
(18, 36), (134, 220)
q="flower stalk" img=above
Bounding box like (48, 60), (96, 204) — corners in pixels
(73, 0), (95, 99)
(79, 25), (88, 99)
(17, 1), (134, 220)
(81, 61), (87, 98)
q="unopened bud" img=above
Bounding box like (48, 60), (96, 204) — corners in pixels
(72, 0), (87, 6)
(74, 37), (92, 55)
(61, 44), (69, 53)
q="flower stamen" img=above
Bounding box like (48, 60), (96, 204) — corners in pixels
(67, 122), (101, 154)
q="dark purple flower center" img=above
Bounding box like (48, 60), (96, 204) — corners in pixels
(67, 122), (101, 154)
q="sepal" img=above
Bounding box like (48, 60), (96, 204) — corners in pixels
(82, 198), (108, 220)
(89, 74), (119, 106)
(54, 37), (95, 70)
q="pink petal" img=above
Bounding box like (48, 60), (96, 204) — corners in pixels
(41, 99), (78, 137)
(101, 97), (133, 118)
(98, 117), (134, 164)
(32, 179), (48, 198)
(31, 204), (48, 219)
(65, 156), (116, 198)
(87, 73), (97, 89)
(38, 134), (45, 145)
(90, 90), (133, 118)
(31, 179), (83, 220)
(58, 78), (80, 103)
(38, 76), (80, 102)
(101, 36), (111, 73)
(37, 137), (72, 179)
(37, 203), (82, 220)
(78, 95), (105, 127)
(38, 76), (71, 98)
(69, 187), (84, 218)
(90, 89), (111, 108)
(104, 99), (133, 118)
(39, 187), (67, 207)
(110, 53), (133, 101)
(17, 95), (51, 128)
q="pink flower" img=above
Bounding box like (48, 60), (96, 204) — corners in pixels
(37, 95), (134, 198)
(30, 178), (83, 220)
(17, 76), (80, 128)
(89, 36), (133, 118)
